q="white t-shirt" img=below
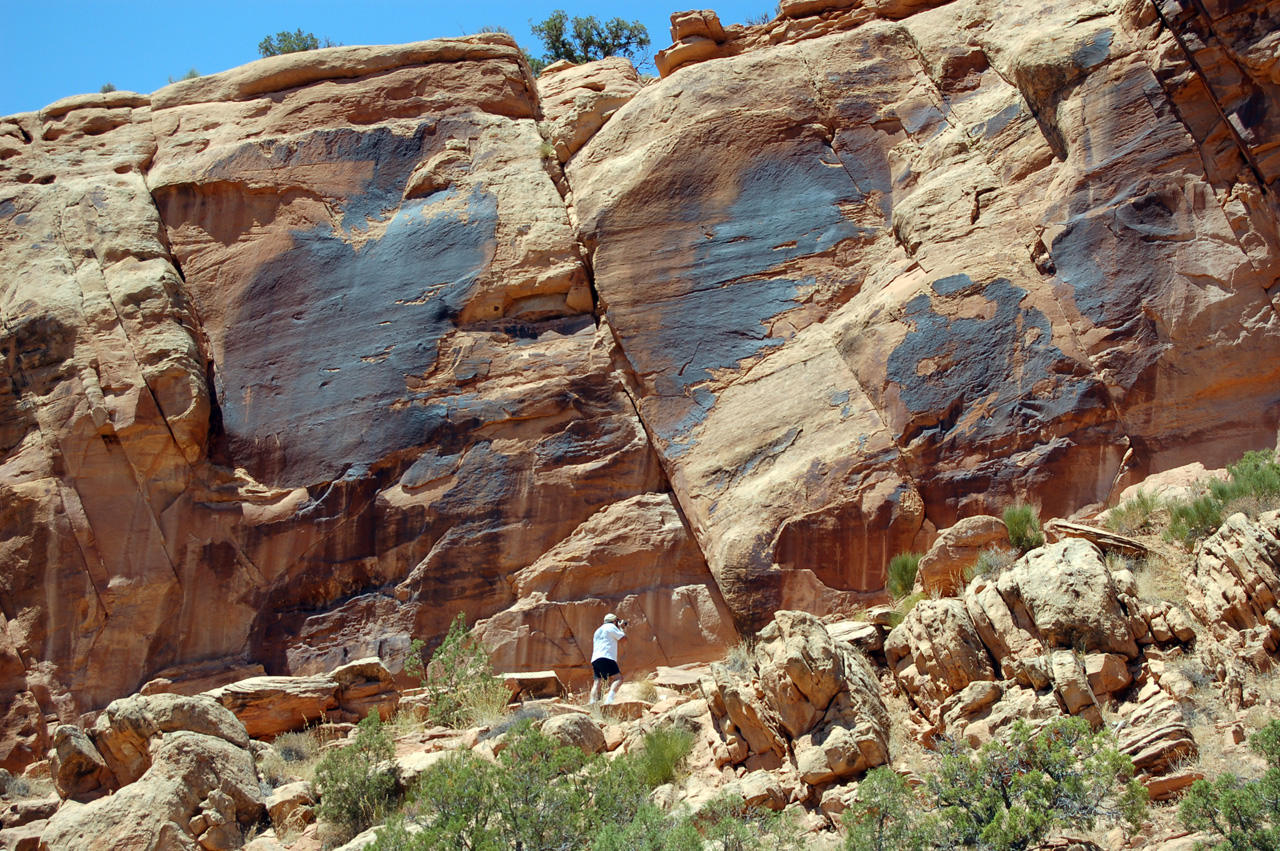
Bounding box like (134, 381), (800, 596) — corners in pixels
(591, 623), (626, 662)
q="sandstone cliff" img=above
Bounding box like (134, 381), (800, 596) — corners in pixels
(1, 0), (1278, 775)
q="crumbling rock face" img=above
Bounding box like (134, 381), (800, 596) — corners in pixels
(890, 539), (1156, 728)
(1184, 510), (1280, 663)
(702, 612), (889, 787)
(3, 0), (1280, 775)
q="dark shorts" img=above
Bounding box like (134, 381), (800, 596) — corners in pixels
(591, 658), (621, 680)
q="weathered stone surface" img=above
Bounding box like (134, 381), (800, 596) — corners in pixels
(571, 0), (1280, 632)
(89, 693), (248, 787)
(49, 726), (113, 801)
(966, 539), (1138, 684)
(540, 713), (606, 755)
(203, 677), (338, 740)
(536, 58), (642, 163)
(264, 780), (315, 831)
(475, 493), (738, 685)
(1184, 511), (1280, 641)
(0, 33), (675, 766)
(1117, 692), (1197, 775)
(3, 0), (1280, 771)
(915, 515), (1008, 596)
(40, 731), (264, 851)
(705, 612), (888, 786)
(886, 598), (996, 721)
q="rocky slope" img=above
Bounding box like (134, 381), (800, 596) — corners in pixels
(1, 0), (1278, 779)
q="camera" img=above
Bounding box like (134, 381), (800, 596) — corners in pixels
(617, 619), (629, 628)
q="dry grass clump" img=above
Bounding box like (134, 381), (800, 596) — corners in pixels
(1132, 553), (1187, 606)
(635, 676), (659, 703)
(258, 726), (325, 787)
(723, 641), (757, 677)
(0, 770), (54, 800)
(965, 545), (1017, 583)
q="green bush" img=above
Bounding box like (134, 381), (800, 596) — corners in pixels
(258, 29), (338, 57)
(635, 725), (695, 788)
(692, 793), (804, 851)
(886, 553), (921, 601)
(314, 712), (400, 843)
(844, 717), (1147, 851)
(99, 83), (117, 93)
(1104, 489), (1163, 536)
(592, 804), (704, 851)
(166, 68), (200, 84)
(378, 720), (625, 850)
(1167, 495), (1225, 549)
(374, 720), (739, 851)
(1003, 504), (1045, 553)
(1163, 450), (1280, 549)
(1179, 718), (1280, 850)
(843, 768), (929, 851)
(413, 613), (510, 729)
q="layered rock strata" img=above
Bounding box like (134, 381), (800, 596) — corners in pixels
(2, 0), (1280, 778)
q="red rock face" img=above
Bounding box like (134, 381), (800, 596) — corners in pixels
(0, 2), (1278, 773)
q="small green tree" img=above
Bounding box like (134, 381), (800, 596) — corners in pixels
(844, 768), (931, 851)
(1179, 718), (1280, 850)
(313, 712), (400, 843)
(844, 717), (1146, 851)
(167, 68), (200, 84)
(529, 10), (650, 68)
(1003, 504), (1045, 553)
(421, 613), (509, 728)
(99, 83), (117, 93)
(258, 28), (338, 58)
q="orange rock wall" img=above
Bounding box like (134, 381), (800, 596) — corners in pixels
(1, 0), (1278, 771)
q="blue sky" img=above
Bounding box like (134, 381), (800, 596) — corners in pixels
(0, 1), (773, 117)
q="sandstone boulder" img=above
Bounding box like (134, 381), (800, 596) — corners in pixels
(541, 713), (606, 755)
(704, 613), (888, 786)
(90, 693), (249, 786)
(330, 658), (399, 721)
(265, 780), (316, 833)
(915, 515), (1009, 596)
(40, 731), (264, 851)
(886, 598), (996, 720)
(49, 726), (113, 801)
(536, 57), (642, 162)
(204, 677), (339, 740)
(966, 539), (1138, 686)
(1117, 692), (1197, 775)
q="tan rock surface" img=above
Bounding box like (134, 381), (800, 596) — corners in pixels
(1184, 511), (1280, 641)
(3, 0), (1280, 773)
(203, 676), (339, 740)
(40, 731), (264, 851)
(915, 515), (1008, 597)
(475, 493), (737, 684)
(536, 57), (642, 163)
(569, 0), (1280, 630)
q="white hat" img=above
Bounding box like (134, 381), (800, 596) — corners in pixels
(603, 613), (618, 623)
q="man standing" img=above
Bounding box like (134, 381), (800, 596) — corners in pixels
(588, 613), (627, 705)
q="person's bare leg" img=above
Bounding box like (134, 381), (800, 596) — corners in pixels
(589, 678), (601, 704)
(606, 675), (621, 703)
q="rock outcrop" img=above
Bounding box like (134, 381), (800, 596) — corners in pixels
(702, 612), (890, 788)
(3, 0), (1280, 777)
